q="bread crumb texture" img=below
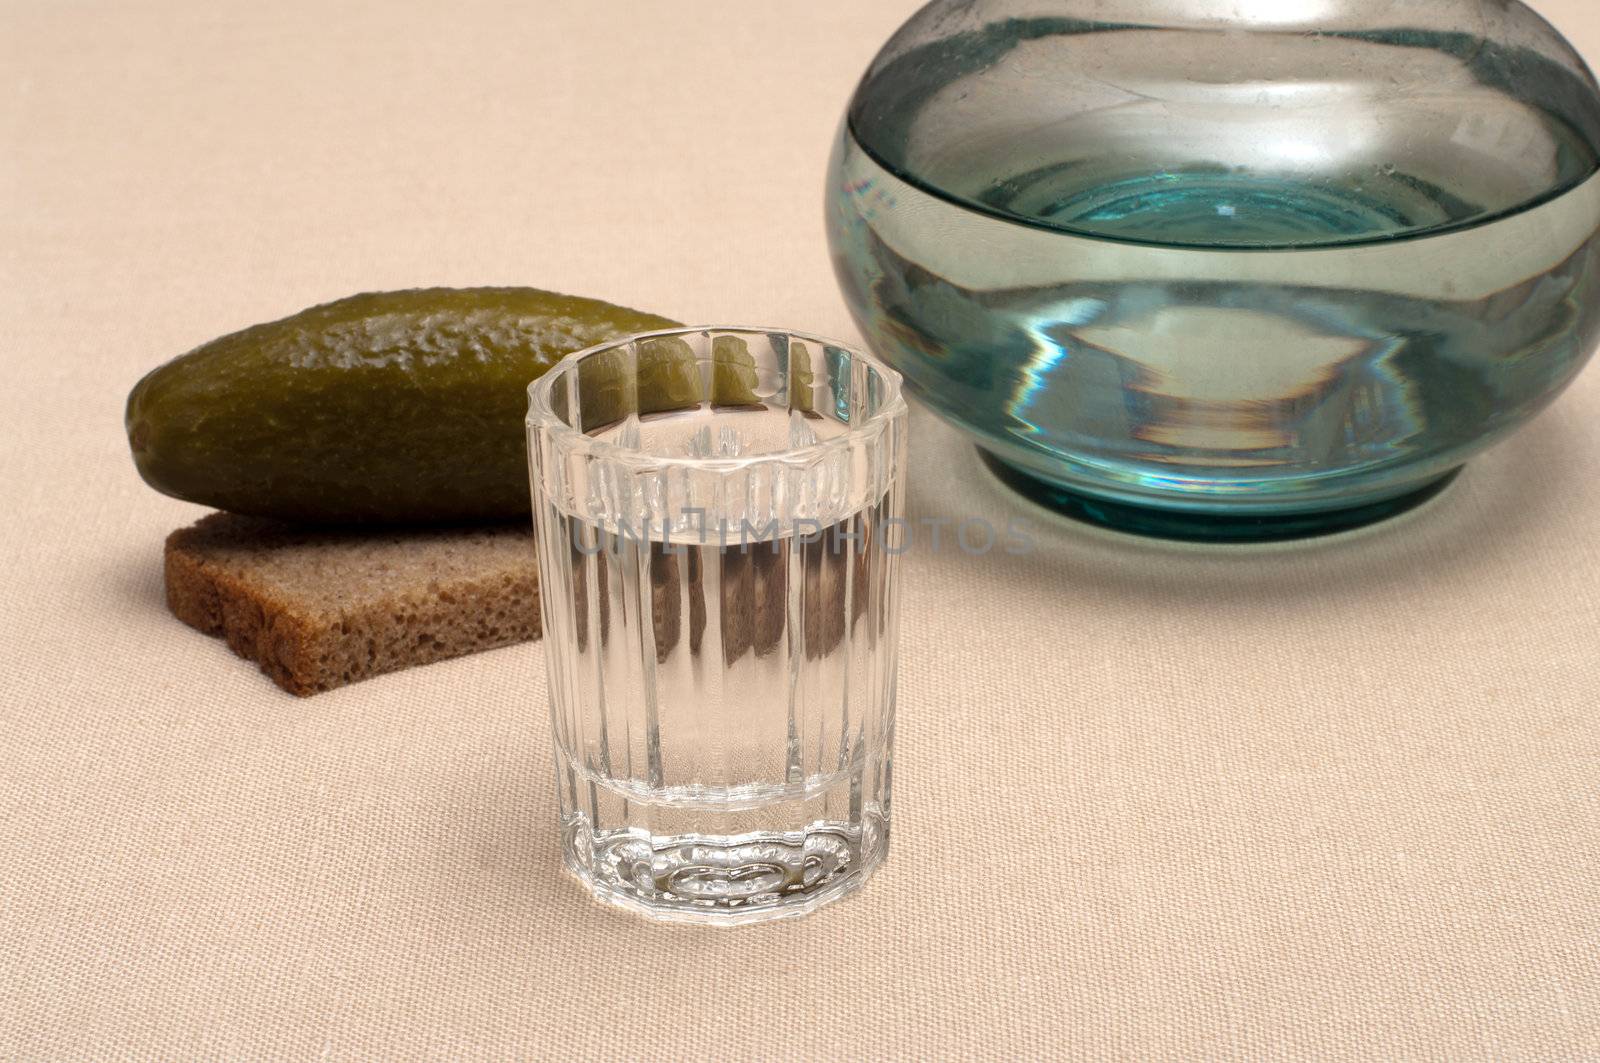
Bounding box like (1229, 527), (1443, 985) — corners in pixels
(164, 513), (540, 696)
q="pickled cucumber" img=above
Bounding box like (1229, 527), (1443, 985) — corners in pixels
(711, 335), (763, 407)
(125, 287), (680, 523)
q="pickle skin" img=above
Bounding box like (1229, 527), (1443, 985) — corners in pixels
(125, 287), (680, 524)
(573, 334), (772, 431)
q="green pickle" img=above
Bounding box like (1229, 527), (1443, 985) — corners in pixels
(710, 335), (762, 407)
(576, 333), (769, 430)
(125, 287), (679, 523)
(786, 340), (819, 414)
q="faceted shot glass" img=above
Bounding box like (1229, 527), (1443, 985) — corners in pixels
(526, 327), (908, 925)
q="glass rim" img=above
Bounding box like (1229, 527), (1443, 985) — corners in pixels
(526, 325), (907, 471)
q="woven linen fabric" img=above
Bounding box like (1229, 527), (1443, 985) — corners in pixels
(3, 2), (1599, 1059)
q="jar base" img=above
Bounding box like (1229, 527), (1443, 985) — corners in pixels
(980, 452), (1462, 543)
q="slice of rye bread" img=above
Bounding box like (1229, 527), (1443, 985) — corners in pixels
(165, 512), (539, 696)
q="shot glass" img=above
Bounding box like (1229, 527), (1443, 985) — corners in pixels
(526, 327), (907, 924)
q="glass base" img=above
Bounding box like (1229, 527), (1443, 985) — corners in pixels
(564, 815), (888, 926)
(980, 452), (1462, 543)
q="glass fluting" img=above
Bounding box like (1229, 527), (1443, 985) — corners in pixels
(526, 328), (907, 924)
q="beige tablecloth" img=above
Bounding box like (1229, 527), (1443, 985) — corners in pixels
(4, 3), (1599, 1059)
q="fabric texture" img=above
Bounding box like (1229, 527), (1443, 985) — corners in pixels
(3, 2), (1599, 1059)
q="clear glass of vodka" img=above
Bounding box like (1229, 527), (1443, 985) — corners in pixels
(526, 327), (907, 924)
